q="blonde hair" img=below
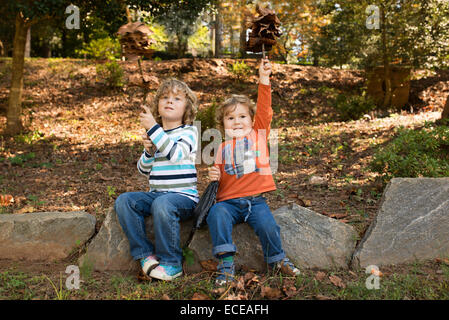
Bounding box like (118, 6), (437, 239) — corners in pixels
(215, 94), (257, 134)
(150, 78), (198, 125)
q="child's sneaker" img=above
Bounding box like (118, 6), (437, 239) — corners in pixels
(215, 259), (236, 286)
(270, 258), (300, 276)
(140, 254), (159, 275)
(149, 264), (183, 281)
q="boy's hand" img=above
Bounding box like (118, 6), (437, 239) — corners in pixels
(140, 105), (157, 130)
(259, 57), (271, 85)
(208, 165), (221, 181)
(142, 132), (155, 154)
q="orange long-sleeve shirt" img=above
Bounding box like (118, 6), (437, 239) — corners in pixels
(215, 83), (276, 202)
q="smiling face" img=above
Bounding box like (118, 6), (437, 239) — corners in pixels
(223, 103), (254, 139)
(157, 88), (187, 127)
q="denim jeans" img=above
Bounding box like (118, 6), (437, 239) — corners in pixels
(206, 196), (285, 264)
(114, 191), (195, 267)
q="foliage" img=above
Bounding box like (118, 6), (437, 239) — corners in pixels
(333, 93), (377, 121)
(188, 25), (211, 57)
(77, 37), (121, 60)
(150, 0), (211, 57)
(196, 103), (218, 132)
(311, 0), (449, 70)
(270, 0), (330, 64)
(228, 60), (252, 82)
(147, 23), (169, 52)
(370, 123), (449, 181)
(95, 61), (125, 88)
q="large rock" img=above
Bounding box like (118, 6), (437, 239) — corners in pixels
(189, 223), (266, 272)
(351, 178), (449, 268)
(189, 203), (358, 271)
(274, 204), (357, 269)
(78, 207), (195, 272)
(0, 211), (96, 261)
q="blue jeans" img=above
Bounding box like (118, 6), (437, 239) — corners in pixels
(206, 196), (285, 264)
(114, 191), (195, 267)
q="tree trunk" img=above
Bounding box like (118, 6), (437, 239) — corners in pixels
(380, 6), (392, 109)
(24, 27), (31, 58)
(214, 1), (223, 58)
(441, 96), (449, 119)
(238, 11), (247, 58)
(5, 13), (30, 135)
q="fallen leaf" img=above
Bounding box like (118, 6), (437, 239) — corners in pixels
(282, 285), (297, 298)
(0, 194), (14, 206)
(435, 258), (449, 266)
(243, 272), (259, 286)
(329, 213), (348, 219)
(329, 275), (346, 288)
(136, 270), (152, 282)
(315, 271), (326, 281)
(200, 259), (218, 271)
(192, 292), (210, 300)
(212, 287), (226, 295)
(370, 268), (383, 277)
(315, 294), (332, 300)
(260, 286), (282, 299)
(234, 276), (245, 291)
(161, 294), (171, 300)
(15, 206), (35, 214)
(98, 174), (114, 181)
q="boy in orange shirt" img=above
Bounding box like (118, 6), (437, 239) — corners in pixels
(207, 58), (300, 285)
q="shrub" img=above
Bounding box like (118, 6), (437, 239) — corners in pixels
(196, 103), (218, 132)
(77, 37), (121, 60)
(96, 61), (125, 88)
(333, 93), (377, 121)
(370, 123), (449, 181)
(195, 103), (219, 149)
(228, 60), (252, 82)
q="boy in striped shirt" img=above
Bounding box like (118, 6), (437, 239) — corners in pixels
(115, 78), (199, 281)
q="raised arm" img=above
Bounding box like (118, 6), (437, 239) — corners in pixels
(253, 58), (273, 135)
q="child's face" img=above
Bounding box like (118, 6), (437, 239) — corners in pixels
(158, 88), (187, 125)
(223, 103), (253, 139)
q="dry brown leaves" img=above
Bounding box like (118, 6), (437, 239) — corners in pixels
(328, 275), (346, 289)
(0, 194), (14, 206)
(435, 258), (449, 266)
(210, 271), (301, 300)
(200, 259), (218, 272)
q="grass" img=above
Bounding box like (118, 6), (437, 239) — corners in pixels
(0, 259), (448, 300)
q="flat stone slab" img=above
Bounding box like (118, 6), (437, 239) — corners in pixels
(189, 203), (358, 271)
(0, 211), (96, 261)
(351, 178), (449, 268)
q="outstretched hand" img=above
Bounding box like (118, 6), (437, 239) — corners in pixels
(139, 105), (157, 130)
(259, 57), (271, 85)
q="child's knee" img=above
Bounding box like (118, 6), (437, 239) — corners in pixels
(206, 204), (226, 224)
(151, 197), (176, 220)
(114, 193), (130, 213)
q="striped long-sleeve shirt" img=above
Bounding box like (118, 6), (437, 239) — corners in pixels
(137, 123), (199, 202)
